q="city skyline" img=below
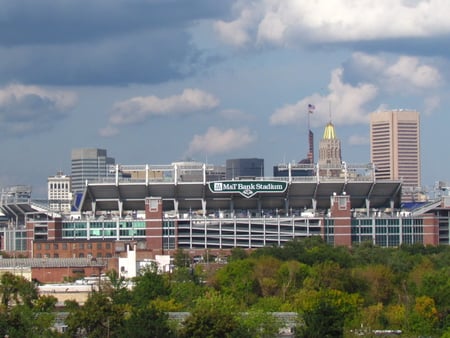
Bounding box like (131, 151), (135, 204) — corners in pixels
(0, 1), (449, 198)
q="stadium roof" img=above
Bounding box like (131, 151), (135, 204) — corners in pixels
(79, 177), (402, 213)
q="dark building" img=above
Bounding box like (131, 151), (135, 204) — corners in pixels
(226, 158), (264, 179)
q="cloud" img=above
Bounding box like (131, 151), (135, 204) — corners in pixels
(102, 88), (219, 135)
(270, 68), (377, 127)
(214, 1), (450, 50)
(347, 52), (443, 92)
(385, 56), (442, 89)
(0, 83), (77, 137)
(186, 126), (256, 156)
(0, 1), (232, 85)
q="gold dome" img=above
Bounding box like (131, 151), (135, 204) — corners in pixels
(322, 122), (336, 139)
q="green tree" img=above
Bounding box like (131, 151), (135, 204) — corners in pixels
(64, 291), (125, 338)
(179, 291), (241, 338)
(277, 260), (309, 302)
(131, 263), (169, 307)
(238, 309), (283, 338)
(0, 272), (38, 308)
(173, 248), (191, 267)
(102, 269), (130, 304)
(295, 289), (361, 338)
(212, 258), (259, 307)
(253, 256), (282, 297)
(0, 274), (57, 338)
(118, 304), (176, 338)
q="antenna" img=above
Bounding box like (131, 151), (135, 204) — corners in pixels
(329, 101), (332, 122)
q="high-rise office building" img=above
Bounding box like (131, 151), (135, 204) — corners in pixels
(71, 148), (115, 194)
(48, 171), (72, 214)
(370, 110), (421, 201)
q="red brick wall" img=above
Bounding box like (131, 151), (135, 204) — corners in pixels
(329, 195), (352, 247)
(422, 214), (439, 245)
(145, 198), (163, 254)
(32, 266), (103, 284)
(33, 240), (116, 259)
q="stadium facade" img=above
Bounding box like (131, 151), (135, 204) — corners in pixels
(0, 161), (447, 265)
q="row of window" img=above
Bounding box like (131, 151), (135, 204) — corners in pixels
(35, 242), (112, 250)
(35, 252), (113, 259)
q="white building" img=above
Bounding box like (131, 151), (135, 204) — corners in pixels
(48, 171), (72, 214)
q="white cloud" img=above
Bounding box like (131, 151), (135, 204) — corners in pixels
(270, 68), (377, 127)
(385, 56), (442, 89)
(214, 7), (257, 47)
(349, 52), (443, 93)
(215, 0), (450, 46)
(0, 83), (77, 136)
(186, 126), (256, 156)
(104, 88), (219, 133)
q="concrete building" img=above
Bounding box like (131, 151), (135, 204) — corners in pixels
(48, 171), (72, 214)
(71, 148), (115, 195)
(370, 110), (421, 201)
(318, 121), (342, 177)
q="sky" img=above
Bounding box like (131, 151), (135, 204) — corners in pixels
(0, 0), (449, 198)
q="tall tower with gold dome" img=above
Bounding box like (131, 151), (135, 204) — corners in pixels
(318, 121), (342, 176)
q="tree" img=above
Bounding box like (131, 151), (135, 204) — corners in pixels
(118, 304), (176, 338)
(0, 272), (38, 308)
(173, 248), (191, 268)
(253, 256), (282, 297)
(277, 260), (309, 301)
(238, 309), (283, 338)
(131, 263), (169, 307)
(179, 291), (241, 338)
(295, 289), (361, 338)
(211, 258), (259, 307)
(64, 291), (125, 338)
(102, 269), (130, 304)
(0, 273), (57, 338)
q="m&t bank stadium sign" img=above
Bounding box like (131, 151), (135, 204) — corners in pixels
(209, 181), (288, 198)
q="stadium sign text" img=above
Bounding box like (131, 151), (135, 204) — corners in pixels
(209, 181), (288, 198)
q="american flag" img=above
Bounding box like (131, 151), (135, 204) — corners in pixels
(308, 104), (315, 112)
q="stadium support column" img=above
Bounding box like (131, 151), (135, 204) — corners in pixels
(118, 200), (123, 218)
(312, 199), (317, 212)
(329, 193), (352, 247)
(145, 197), (164, 254)
(91, 201), (96, 216)
(202, 199), (206, 217)
(365, 199), (370, 217)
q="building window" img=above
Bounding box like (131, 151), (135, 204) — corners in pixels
(53, 243), (58, 250)
(97, 243), (102, 249)
(87, 243), (92, 249)
(45, 243), (50, 250)
(36, 243), (41, 250)
(62, 243), (67, 250)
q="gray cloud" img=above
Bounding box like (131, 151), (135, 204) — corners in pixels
(0, 0), (232, 86)
(0, 84), (77, 137)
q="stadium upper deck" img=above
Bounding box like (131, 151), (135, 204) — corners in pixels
(79, 162), (402, 215)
